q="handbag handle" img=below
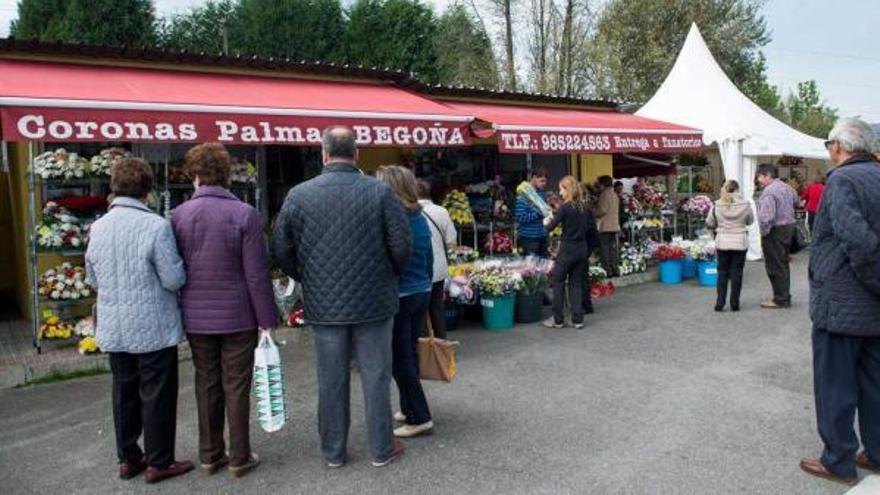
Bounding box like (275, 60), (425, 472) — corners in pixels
(424, 313), (435, 340)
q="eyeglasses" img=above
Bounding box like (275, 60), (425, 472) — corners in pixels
(824, 140), (837, 150)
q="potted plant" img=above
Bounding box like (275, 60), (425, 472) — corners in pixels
(471, 266), (521, 331)
(653, 244), (687, 284)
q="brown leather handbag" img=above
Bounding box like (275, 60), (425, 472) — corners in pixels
(418, 317), (459, 383)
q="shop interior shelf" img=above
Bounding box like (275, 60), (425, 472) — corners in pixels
(38, 296), (96, 305)
(36, 249), (86, 257)
(39, 178), (111, 187)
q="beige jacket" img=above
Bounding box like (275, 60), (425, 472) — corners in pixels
(595, 188), (620, 233)
(706, 197), (754, 251)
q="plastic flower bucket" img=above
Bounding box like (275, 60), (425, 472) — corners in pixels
(682, 257), (698, 280)
(659, 260), (683, 285)
(481, 293), (516, 331)
(698, 260), (719, 287)
(515, 290), (543, 323)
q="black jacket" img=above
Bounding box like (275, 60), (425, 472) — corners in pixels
(273, 162), (411, 325)
(809, 155), (880, 336)
(545, 202), (599, 254)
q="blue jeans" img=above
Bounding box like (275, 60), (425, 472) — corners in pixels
(393, 293), (433, 425)
(312, 318), (394, 464)
(812, 328), (880, 477)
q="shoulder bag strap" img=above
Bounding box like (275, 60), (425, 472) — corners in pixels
(422, 211), (450, 264)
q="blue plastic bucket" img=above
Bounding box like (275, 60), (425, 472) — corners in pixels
(698, 260), (719, 287)
(682, 257), (698, 280)
(481, 294), (516, 331)
(659, 260), (683, 285)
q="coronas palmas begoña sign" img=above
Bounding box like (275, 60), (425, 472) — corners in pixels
(2, 108), (471, 147)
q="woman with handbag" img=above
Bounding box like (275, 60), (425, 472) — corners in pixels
(542, 176), (599, 329)
(171, 143), (278, 478)
(416, 179), (457, 339)
(376, 165), (435, 439)
(706, 180), (755, 312)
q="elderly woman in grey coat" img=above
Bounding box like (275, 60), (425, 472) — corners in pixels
(706, 179), (755, 312)
(85, 157), (193, 484)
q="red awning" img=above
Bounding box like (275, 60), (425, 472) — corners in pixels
(0, 60), (473, 146)
(444, 101), (702, 154)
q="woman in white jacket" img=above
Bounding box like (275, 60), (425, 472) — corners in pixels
(706, 180), (755, 312)
(417, 180), (457, 339)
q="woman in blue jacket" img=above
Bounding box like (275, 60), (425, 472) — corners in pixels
(376, 165), (435, 439)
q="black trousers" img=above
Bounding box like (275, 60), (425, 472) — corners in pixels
(393, 293), (432, 425)
(108, 346), (179, 469)
(599, 233), (620, 276)
(519, 237), (548, 258)
(761, 224), (795, 305)
(427, 281), (447, 339)
(716, 250), (747, 309)
(551, 243), (589, 325)
(812, 328), (880, 477)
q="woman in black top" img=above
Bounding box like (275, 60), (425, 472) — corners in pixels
(543, 176), (599, 329)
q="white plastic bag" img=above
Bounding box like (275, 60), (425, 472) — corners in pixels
(253, 329), (287, 433)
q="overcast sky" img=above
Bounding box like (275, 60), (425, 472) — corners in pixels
(0, 0), (876, 122)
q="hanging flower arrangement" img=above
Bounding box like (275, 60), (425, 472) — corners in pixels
(442, 190), (475, 225)
(88, 148), (130, 176)
(32, 149), (89, 180)
(37, 202), (88, 250)
(38, 262), (93, 300)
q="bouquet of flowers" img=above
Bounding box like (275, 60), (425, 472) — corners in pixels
(38, 263), (93, 300)
(483, 231), (513, 254)
(633, 180), (668, 212)
(74, 316), (96, 337)
(653, 243), (687, 262)
(231, 158), (257, 184)
(448, 246), (479, 264)
(32, 149), (89, 180)
(88, 147), (130, 176)
(442, 190), (475, 225)
(470, 265), (522, 297)
(289, 308), (305, 328)
(685, 239), (717, 261)
(516, 181), (553, 217)
(507, 257), (552, 295)
(618, 242), (648, 276)
(39, 310), (74, 340)
(272, 277), (301, 328)
(681, 195), (713, 217)
(37, 202), (88, 249)
(447, 263), (476, 303)
(621, 192), (643, 216)
(493, 199), (511, 221)
(588, 266), (608, 284)
(79, 336), (100, 355)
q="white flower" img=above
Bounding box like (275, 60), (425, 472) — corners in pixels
(74, 281), (84, 290)
(80, 289), (90, 297)
(50, 290), (60, 299)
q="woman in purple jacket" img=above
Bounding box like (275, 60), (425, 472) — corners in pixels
(171, 143), (278, 479)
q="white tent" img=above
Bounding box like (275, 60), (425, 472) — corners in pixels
(637, 23), (827, 259)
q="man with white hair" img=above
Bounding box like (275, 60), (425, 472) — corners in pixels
(800, 118), (880, 485)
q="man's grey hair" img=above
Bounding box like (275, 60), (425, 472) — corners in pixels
(828, 118), (877, 154)
(322, 126), (357, 160)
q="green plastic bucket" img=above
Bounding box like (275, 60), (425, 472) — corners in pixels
(481, 293), (516, 331)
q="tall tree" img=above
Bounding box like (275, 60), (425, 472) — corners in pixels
(344, 0), (440, 82)
(780, 81), (838, 138)
(527, 0), (555, 93)
(487, 0), (518, 90)
(588, 0), (770, 106)
(434, 4), (500, 88)
(231, 0), (344, 61)
(11, 0), (155, 46)
(158, 0), (237, 53)
(62, 0), (156, 46)
(9, 0), (68, 40)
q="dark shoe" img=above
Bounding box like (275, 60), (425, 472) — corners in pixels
(118, 458), (148, 480)
(144, 460), (195, 484)
(372, 439), (405, 467)
(857, 451), (880, 473)
(714, 305), (724, 312)
(228, 453), (260, 479)
(799, 458), (857, 485)
(731, 304), (740, 312)
(583, 306), (594, 315)
(200, 456), (229, 475)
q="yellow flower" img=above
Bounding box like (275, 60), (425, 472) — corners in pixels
(79, 336), (99, 354)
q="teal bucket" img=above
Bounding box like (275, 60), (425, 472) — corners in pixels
(698, 260), (719, 287)
(659, 260), (683, 285)
(481, 294), (516, 331)
(682, 257), (698, 280)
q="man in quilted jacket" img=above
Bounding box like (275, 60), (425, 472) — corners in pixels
(273, 126), (411, 468)
(800, 118), (880, 485)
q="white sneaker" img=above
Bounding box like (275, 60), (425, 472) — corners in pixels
(326, 460), (344, 468)
(394, 421), (434, 438)
(542, 318), (564, 329)
(393, 411), (407, 422)
(573, 323), (584, 329)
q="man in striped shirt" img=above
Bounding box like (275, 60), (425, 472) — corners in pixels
(516, 169), (549, 257)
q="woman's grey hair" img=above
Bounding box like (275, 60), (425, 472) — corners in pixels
(828, 118), (877, 154)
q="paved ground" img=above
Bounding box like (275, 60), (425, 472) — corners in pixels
(0, 255), (872, 494)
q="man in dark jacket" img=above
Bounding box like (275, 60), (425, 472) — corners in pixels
(273, 126), (411, 469)
(800, 118), (880, 485)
